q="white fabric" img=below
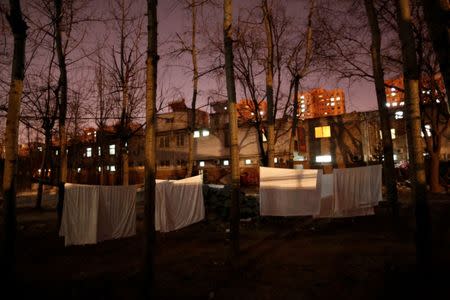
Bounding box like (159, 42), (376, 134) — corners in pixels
(59, 184), (100, 246)
(156, 175), (205, 232)
(315, 165), (382, 218)
(333, 165), (382, 214)
(59, 184), (136, 246)
(259, 167), (322, 216)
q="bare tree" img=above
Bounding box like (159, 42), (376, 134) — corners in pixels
(223, 0), (240, 266)
(104, 0), (146, 185)
(143, 0), (158, 297)
(1, 0), (27, 285)
(395, 0), (431, 272)
(363, 0), (399, 218)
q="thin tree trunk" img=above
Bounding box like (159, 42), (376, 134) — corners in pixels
(289, 76), (300, 165)
(143, 0), (158, 297)
(187, 0), (199, 177)
(364, 0), (399, 218)
(396, 0), (431, 273)
(420, 0), (450, 112)
(262, 0), (275, 168)
(224, 0), (240, 267)
(55, 0), (68, 228)
(1, 0), (27, 285)
(35, 130), (52, 209)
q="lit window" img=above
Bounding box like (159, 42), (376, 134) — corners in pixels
(77, 167), (81, 173)
(425, 125), (432, 137)
(330, 97), (335, 101)
(202, 129), (210, 137)
(109, 144), (116, 155)
(110, 165), (116, 172)
(391, 92), (396, 96)
(199, 161), (205, 167)
(400, 101), (404, 106)
(392, 102), (398, 107)
(38, 146), (42, 152)
(260, 111), (264, 116)
(251, 112), (255, 116)
(55, 150), (59, 155)
(194, 130), (200, 138)
(86, 147), (92, 157)
(391, 128), (396, 139)
(274, 157), (278, 163)
(223, 160), (229, 166)
(315, 155), (332, 163)
(324, 112), (328, 115)
(98, 166), (102, 172)
(38, 169), (41, 174)
(98, 147), (101, 156)
(336, 97), (341, 101)
(395, 111), (403, 119)
(436, 99), (440, 103)
(393, 154), (398, 161)
(301, 108), (306, 112)
(331, 102), (335, 106)
(315, 126), (331, 138)
(245, 159), (252, 165)
(300, 95), (305, 99)
(391, 87), (396, 92)
(301, 104), (305, 108)
(386, 103), (391, 107)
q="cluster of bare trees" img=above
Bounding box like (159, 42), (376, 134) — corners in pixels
(1, 0), (449, 293)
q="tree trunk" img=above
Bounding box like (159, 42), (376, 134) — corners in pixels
(421, 0), (450, 112)
(289, 76), (300, 166)
(1, 0), (27, 285)
(54, 0), (68, 228)
(364, 0), (399, 218)
(143, 0), (158, 297)
(35, 130), (52, 209)
(396, 0), (431, 272)
(186, 0), (199, 178)
(262, 0), (275, 168)
(224, 0), (240, 267)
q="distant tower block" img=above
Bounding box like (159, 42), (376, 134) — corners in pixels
(298, 88), (345, 119)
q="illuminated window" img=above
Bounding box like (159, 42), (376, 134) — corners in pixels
(223, 160), (229, 166)
(98, 147), (101, 156)
(199, 161), (205, 167)
(315, 126), (331, 138)
(98, 166), (102, 172)
(395, 111), (403, 119)
(202, 129), (210, 137)
(194, 130), (200, 138)
(393, 154), (398, 161)
(274, 157), (278, 163)
(315, 155), (332, 163)
(386, 103), (391, 107)
(109, 144), (116, 155)
(77, 167), (81, 173)
(110, 165), (116, 172)
(400, 101), (404, 106)
(392, 102), (398, 107)
(391, 128), (396, 139)
(55, 150), (59, 155)
(86, 147), (92, 157)
(245, 159), (252, 165)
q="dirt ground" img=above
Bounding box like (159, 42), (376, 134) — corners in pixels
(4, 188), (450, 299)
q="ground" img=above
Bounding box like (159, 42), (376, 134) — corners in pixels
(3, 188), (450, 299)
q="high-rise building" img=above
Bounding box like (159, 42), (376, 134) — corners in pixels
(298, 88), (345, 119)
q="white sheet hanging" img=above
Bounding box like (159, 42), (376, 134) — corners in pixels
(156, 175), (205, 232)
(259, 167), (322, 216)
(59, 184), (100, 246)
(59, 184), (137, 246)
(333, 164), (382, 215)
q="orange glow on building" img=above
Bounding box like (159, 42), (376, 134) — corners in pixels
(298, 88), (345, 119)
(236, 99), (267, 122)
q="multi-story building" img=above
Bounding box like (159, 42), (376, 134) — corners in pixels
(298, 88), (345, 119)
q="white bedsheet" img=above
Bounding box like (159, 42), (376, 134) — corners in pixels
(260, 167), (322, 216)
(59, 184), (136, 246)
(157, 175), (205, 232)
(315, 165), (382, 218)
